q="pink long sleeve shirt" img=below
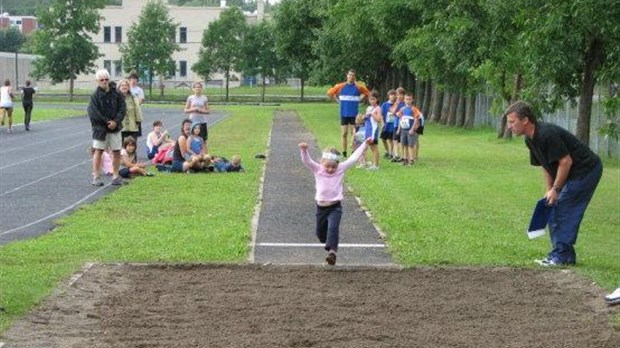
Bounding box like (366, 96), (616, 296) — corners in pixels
(300, 142), (368, 204)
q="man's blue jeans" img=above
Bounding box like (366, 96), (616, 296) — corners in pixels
(548, 161), (603, 263)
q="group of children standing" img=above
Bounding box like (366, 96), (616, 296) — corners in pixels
(353, 87), (425, 170)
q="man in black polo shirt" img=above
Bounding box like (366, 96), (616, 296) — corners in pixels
(505, 101), (603, 266)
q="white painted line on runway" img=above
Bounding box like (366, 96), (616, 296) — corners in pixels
(0, 143), (85, 170)
(0, 159), (91, 197)
(0, 131), (89, 155)
(0, 185), (109, 236)
(257, 242), (385, 248)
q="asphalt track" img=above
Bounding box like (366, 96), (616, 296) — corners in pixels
(0, 104), (229, 245)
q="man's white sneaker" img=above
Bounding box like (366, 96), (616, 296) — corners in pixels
(605, 287), (620, 305)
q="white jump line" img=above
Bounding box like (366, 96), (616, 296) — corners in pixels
(0, 142), (85, 170)
(0, 159), (91, 197)
(257, 242), (386, 248)
(0, 185), (109, 236)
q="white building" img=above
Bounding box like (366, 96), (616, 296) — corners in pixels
(72, 0), (266, 89)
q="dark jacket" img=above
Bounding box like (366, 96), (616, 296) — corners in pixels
(87, 84), (126, 141)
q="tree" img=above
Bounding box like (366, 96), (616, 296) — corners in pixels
(241, 21), (282, 102)
(519, 0), (620, 145)
(120, 0), (181, 98)
(313, 0), (418, 94)
(193, 7), (247, 102)
(0, 27), (25, 52)
(273, 0), (323, 101)
(32, 0), (106, 101)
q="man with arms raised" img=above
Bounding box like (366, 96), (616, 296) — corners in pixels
(327, 69), (371, 158)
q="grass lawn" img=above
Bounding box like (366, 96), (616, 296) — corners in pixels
(0, 103), (618, 333)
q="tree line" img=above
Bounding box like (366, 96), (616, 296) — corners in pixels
(24, 0), (620, 145)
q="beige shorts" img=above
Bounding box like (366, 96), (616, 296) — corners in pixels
(93, 132), (122, 151)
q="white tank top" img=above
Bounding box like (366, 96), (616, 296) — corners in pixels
(0, 86), (13, 108)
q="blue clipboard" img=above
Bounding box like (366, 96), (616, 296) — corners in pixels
(527, 198), (551, 239)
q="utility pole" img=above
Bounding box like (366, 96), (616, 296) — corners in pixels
(15, 50), (19, 89)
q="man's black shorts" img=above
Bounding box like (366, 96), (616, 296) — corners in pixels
(340, 117), (356, 126)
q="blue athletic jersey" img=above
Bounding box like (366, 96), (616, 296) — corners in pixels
(400, 106), (415, 130)
(381, 101), (395, 131)
(339, 83), (363, 117)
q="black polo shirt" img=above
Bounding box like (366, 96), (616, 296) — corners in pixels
(525, 122), (600, 180)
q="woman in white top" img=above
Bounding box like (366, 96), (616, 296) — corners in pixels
(183, 81), (210, 152)
(0, 79), (15, 133)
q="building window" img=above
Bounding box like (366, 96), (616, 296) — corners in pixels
(169, 61), (176, 78)
(180, 27), (187, 43)
(114, 60), (123, 77)
(115, 26), (122, 43)
(103, 60), (112, 73)
(103, 26), (111, 43)
(180, 61), (187, 78)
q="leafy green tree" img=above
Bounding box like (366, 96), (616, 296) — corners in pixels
(32, 0), (106, 101)
(120, 0), (180, 98)
(193, 7), (247, 102)
(273, 0), (323, 101)
(519, 0), (620, 145)
(241, 20), (282, 102)
(0, 27), (25, 52)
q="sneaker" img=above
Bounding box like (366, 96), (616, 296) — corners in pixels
(325, 252), (337, 266)
(390, 156), (401, 163)
(145, 172), (155, 177)
(111, 177), (124, 186)
(402, 160), (410, 166)
(535, 257), (574, 267)
(367, 165), (379, 171)
(91, 176), (104, 186)
(605, 288), (620, 305)
(383, 152), (391, 159)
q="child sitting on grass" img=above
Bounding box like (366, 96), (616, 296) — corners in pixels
(119, 136), (154, 178)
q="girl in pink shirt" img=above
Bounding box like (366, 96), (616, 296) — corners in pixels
(299, 138), (370, 265)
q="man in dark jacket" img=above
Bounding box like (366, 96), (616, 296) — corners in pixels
(505, 101), (603, 266)
(88, 69), (126, 186)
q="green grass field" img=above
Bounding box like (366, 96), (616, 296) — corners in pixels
(0, 103), (618, 332)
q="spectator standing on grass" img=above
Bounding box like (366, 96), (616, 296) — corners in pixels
(327, 69), (371, 158)
(88, 69), (126, 186)
(128, 71), (145, 105)
(390, 87), (406, 163)
(118, 79), (144, 147)
(0, 79), (15, 133)
(505, 101), (603, 266)
(21, 80), (36, 131)
(380, 89), (397, 159)
(362, 90), (383, 170)
(299, 137), (371, 266)
(396, 92), (422, 166)
(184, 81), (210, 150)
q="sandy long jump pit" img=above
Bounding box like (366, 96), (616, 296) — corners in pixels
(2, 263), (619, 348)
